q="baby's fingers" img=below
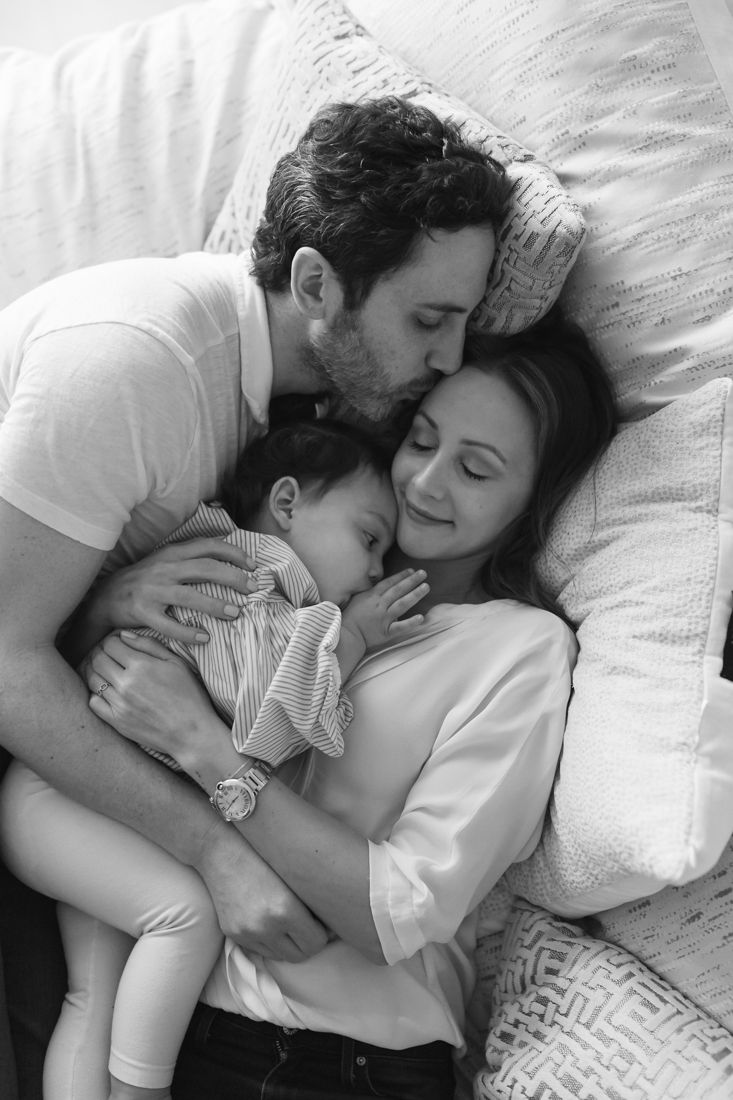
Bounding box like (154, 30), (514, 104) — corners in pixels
(386, 578), (430, 620)
(387, 614), (425, 636)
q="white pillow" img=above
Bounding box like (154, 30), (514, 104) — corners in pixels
(505, 379), (733, 913)
(0, 0), (286, 307)
(347, 0), (733, 419)
(204, 0), (587, 335)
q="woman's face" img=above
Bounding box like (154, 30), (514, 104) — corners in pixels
(391, 366), (538, 563)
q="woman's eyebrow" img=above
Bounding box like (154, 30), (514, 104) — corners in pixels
(418, 409), (507, 465)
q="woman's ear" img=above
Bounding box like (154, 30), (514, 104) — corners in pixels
(290, 246), (343, 320)
(267, 476), (301, 532)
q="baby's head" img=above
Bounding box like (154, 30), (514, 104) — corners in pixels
(221, 420), (397, 606)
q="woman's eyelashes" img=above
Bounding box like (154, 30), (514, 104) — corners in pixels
(406, 437), (491, 482)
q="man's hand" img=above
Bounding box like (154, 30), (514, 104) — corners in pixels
(196, 817), (330, 962)
(64, 537), (259, 665)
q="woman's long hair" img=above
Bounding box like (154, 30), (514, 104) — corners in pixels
(464, 310), (617, 618)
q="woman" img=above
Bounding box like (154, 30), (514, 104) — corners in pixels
(20, 322), (616, 1100)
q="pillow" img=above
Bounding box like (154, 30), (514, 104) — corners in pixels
(0, 0), (286, 307)
(203, 0), (587, 335)
(475, 900), (733, 1100)
(504, 378), (733, 913)
(346, 0), (733, 419)
(587, 833), (733, 1036)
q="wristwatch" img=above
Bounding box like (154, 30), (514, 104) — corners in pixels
(210, 760), (273, 822)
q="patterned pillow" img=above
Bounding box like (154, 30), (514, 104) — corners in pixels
(505, 379), (733, 913)
(347, 0), (733, 418)
(203, 0), (586, 334)
(475, 900), (733, 1100)
(588, 833), (733, 1036)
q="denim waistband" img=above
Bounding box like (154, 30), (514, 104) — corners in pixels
(194, 1002), (452, 1062)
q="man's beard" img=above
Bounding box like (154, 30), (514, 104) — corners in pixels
(302, 309), (422, 427)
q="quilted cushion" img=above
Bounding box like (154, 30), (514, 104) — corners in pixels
(203, 0), (587, 335)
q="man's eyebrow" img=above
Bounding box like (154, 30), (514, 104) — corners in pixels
(418, 302), (470, 314)
(417, 410), (508, 466)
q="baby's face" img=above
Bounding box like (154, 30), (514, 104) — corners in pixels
(288, 469), (397, 606)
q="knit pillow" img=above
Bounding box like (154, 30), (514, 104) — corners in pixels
(505, 379), (733, 913)
(475, 900), (733, 1100)
(203, 0), (586, 334)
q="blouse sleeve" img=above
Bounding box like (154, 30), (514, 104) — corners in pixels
(368, 613), (576, 965)
(237, 602), (354, 765)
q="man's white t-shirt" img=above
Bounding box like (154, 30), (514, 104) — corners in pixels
(0, 251), (272, 574)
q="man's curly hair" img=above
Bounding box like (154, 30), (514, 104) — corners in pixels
(251, 96), (512, 308)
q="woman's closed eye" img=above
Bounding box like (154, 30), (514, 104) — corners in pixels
(461, 463), (489, 482)
(406, 437), (434, 453)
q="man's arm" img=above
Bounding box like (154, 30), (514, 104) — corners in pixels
(0, 500), (327, 960)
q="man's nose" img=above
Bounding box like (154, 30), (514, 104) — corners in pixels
(426, 330), (464, 376)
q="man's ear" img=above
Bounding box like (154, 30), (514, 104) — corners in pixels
(290, 246), (343, 320)
(267, 476), (301, 532)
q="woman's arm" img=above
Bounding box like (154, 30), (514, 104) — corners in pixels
(86, 630), (386, 962)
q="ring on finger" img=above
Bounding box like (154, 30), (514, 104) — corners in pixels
(96, 681), (111, 698)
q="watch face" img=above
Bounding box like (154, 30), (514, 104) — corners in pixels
(213, 778), (256, 821)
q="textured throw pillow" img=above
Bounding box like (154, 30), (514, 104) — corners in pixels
(504, 379), (733, 913)
(203, 0), (587, 334)
(475, 900), (733, 1100)
(347, 0), (733, 419)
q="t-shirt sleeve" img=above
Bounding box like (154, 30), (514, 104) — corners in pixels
(368, 615), (576, 965)
(0, 324), (199, 549)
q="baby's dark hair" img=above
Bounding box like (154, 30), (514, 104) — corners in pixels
(220, 419), (393, 527)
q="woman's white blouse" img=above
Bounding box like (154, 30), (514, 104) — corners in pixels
(203, 599), (576, 1051)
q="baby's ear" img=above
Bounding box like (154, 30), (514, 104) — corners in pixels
(267, 476), (301, 531)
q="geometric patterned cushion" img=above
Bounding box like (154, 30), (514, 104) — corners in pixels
(204, 0), (586, 335)
(476, 900), (733, 1100)
(588, 833), (733, 1037)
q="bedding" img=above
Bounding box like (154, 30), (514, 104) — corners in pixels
(1, 1), (732, 1097)
(204, 0), (586, 335)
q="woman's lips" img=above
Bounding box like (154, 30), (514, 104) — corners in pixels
(403, 499), (451, 525)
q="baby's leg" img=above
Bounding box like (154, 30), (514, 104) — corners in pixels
(0, 762), (223, 1099)
(44, 905), (133, 1100)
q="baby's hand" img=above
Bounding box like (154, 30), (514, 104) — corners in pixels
(342, 569), (429, 651)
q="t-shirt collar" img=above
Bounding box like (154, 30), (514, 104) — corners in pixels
(235, 254), (273, 430)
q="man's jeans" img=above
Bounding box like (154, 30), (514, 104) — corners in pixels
(172, 1004), (456, 1100)
(0, 750), (67, 1100)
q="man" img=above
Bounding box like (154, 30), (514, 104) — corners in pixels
(0, 95), (509, 1099)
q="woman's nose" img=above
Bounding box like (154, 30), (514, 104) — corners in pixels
(412, 456), (445, 498)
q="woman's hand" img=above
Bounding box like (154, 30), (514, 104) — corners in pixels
(84, 633), (331, 961)
(83, 537), (258, 643)
(85, 631), (218, 761)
